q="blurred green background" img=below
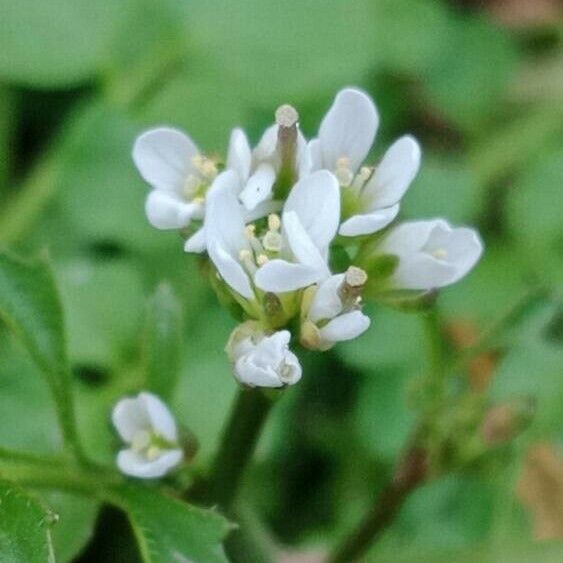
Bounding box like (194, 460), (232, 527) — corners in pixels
(0, 0), (562, 561)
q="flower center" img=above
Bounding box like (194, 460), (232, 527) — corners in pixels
(431, 248), (448, 260)
(131, 429), (174, 461)
(238, 214), (283, 273)
(182, 154), (218, 201)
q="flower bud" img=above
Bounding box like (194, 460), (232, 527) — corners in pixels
(227, 323), (302, 388)
(480, 397), (536, 446)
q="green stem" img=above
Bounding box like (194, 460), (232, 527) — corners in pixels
(328, 448), (427, 563)
(208, 387), (275, 512)
(0, 448), (120, 495)
(423, 306), (448, 404)
(451, 284), (547, 374)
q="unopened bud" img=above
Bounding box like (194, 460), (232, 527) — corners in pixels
(480, 397), (536, 446)
(300, 320), (321, 350)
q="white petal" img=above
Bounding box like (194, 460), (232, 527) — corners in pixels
(184, 227), (206, 253)
(234, 357), (284, 388)
(117, 448), (183, 479)
(283, 211), (330, 274)
(378, 220), (444, 256)
(204, 171), (248, 257)
(112, 397), (150, 443)
(392, 253), (459, 290)
(255, 259), (323, 293)
(422, 225), (483, 285)
(308, 138), (322, 171)
(133, 127), (199, 193)
(145, 190), (200, 229)
(308, 274), (345, 323)
(227, 128), (251, 184)
(283, 170), (340, 253)
(208, 241), (254, 299)
(363, 136), (421, 208)
(338, 205), (400, 237)
(319, 310), (371, 344)
(296, 130), (312, 178)
(239, 163), (276, 210)
(243, 199), (283, 223)
(318, 88), (379, 173)
(253, 124), (278, 163)
(139, 392), (178, 442)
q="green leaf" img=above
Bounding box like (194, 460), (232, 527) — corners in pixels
(174, 305), (238, 467)
(0, 253), (83, 459)
(109, 484), (230, 563)
(0, 481), (55, 563)
(423, 17), (516, 133)
(506, 147), (563, 293)
(40, 491), (99, 563)
(142, 284), (183, 401)
(0, 0), (127, 87)
(401, 154), (480, 224)
(58, 258), (146, 367)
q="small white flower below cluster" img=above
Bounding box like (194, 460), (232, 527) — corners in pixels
(112, 392), (183, 478)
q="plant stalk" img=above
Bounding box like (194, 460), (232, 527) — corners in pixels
(328, 447), (428, 563)
(208, 387), (275, 512)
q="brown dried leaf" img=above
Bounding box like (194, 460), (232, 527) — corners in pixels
(517, 444), (563, 540)
(488, 0), (562, 28)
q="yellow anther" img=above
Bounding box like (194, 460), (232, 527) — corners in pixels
(200, 159), (218, 179)
(262, 230), (283, 252)
(256, 254), (269, 266)
(244, 225), (257, 239)
(359, 166), (372, 181)
(192, 196), (205, 205)
(146, 446), (161, 461)
(191, 154), (204, 168)
(431, 248), (448, 259)
(239, 249), (252, 261)
(336, 156), (351, 169)
(268, 213), (281, 231)
(131, 430), (151, 451)
(183, 175), (200, 198)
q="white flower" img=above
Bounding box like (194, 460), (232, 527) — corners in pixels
(377, 219), (483, 290)
(237, 120), (311, 211)
(133, 127), (217, 230)
(301, 272), (371, 351)
(184, 128), (284, 253)
(204, 169), (340, 299)
(230, 329), (302, 388)
(310, 88), (421, 237)
(112, 391), (183, 479)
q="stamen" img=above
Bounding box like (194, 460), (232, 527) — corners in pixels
(132, 430), (151, 451)
(244, 225), (256, 239)
(146, 446), (161, 461)
(262, 231), (283, 252)
(431, 248), (448, 259)
(267, 213), (281, 231)
(256, 254), (269, 266)
(183, 175), (200, 198)
(335, 156), (354, 186)
(239, 249), (257, 274)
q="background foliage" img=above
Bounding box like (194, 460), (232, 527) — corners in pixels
(0, 0), (562, 561)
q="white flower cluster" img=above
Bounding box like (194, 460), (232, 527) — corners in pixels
(133, 88), (483, 389)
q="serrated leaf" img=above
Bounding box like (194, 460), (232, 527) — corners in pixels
(142, 284), (183, 401)
(0, 481), (55, 563)
(109, 484), (230, 563)
(0, 253), (82, 459)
